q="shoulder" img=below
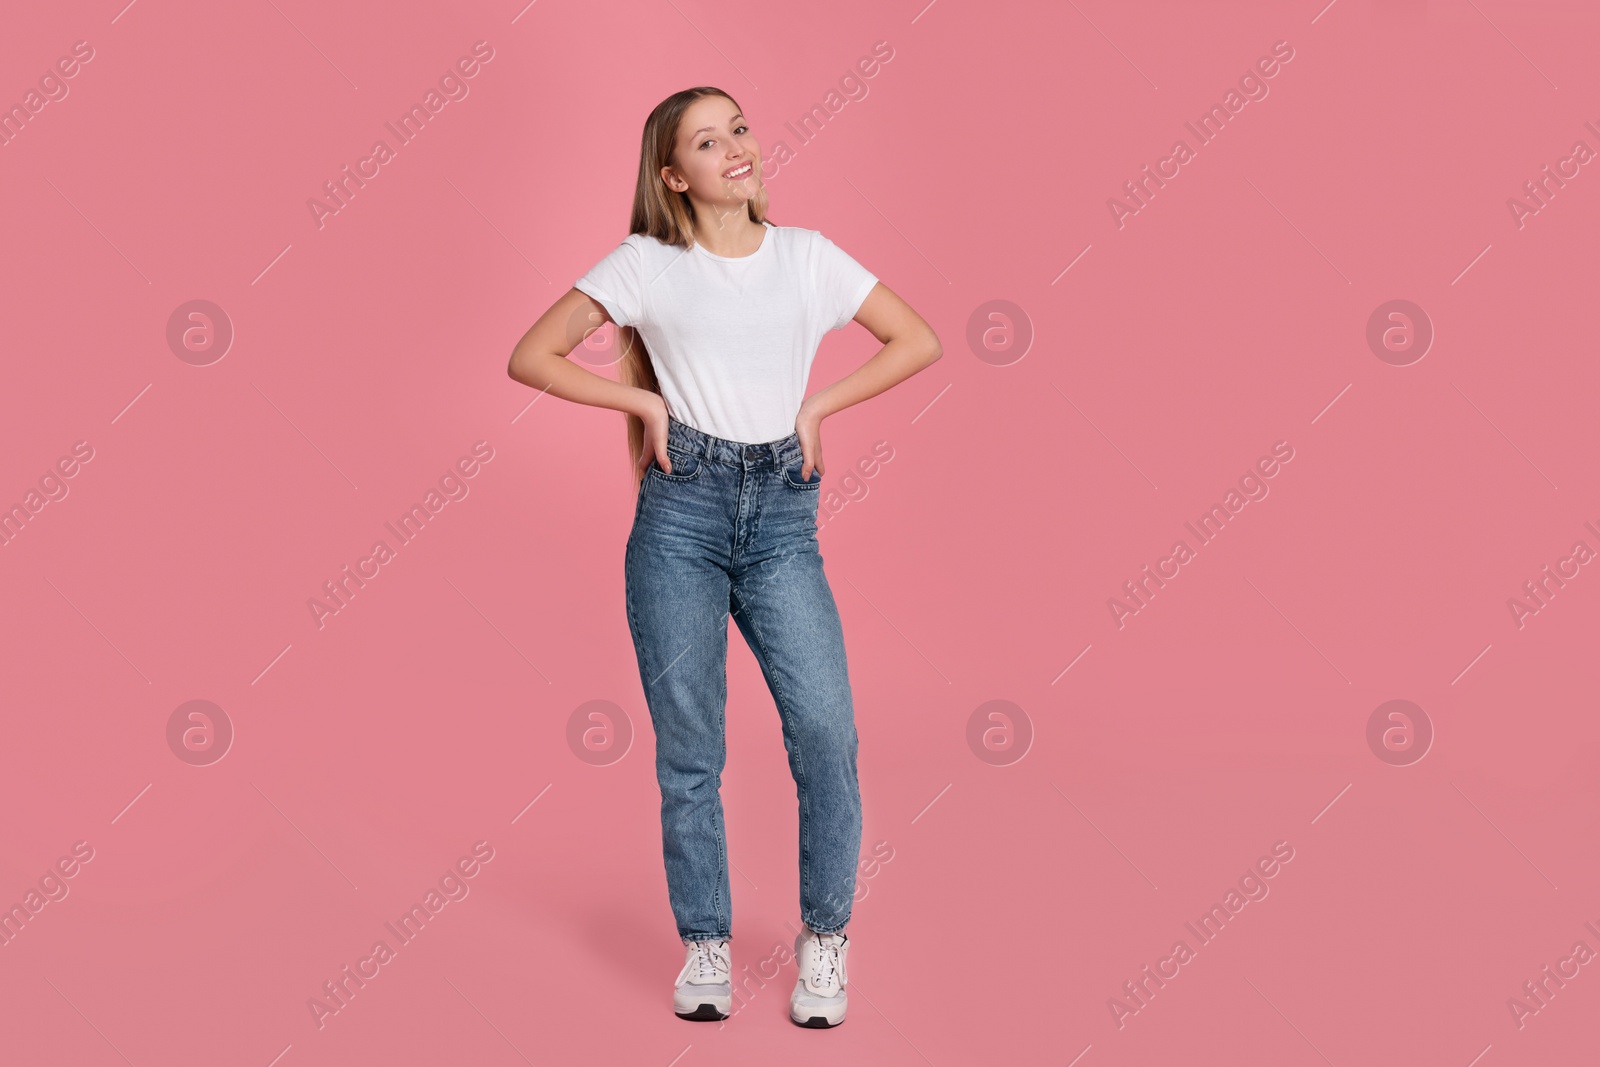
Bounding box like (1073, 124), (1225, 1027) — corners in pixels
(766, 223), (823, 244)
(777, 227), (870, 276)
(584, 232), (674, 274)
(620, 230), (694, 263)
(596, 231), (680, 254)
(614, 232), (656, 255)
(765, 224), (841, 262)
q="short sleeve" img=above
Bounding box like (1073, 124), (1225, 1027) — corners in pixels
(813, 233), (878, 331)
(574, 236), (644, 328)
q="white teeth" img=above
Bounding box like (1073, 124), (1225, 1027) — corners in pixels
(724, 164), (751, 179)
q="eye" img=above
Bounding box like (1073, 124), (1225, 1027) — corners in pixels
(699, 126), (749, 150)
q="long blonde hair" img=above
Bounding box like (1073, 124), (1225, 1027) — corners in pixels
(617, 87), (772, 490)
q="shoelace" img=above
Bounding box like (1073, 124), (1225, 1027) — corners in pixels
(688, 939), (729, 981)
(806, 932), (843, 989)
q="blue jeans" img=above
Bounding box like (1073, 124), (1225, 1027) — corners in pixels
(625, 415), (863, 942)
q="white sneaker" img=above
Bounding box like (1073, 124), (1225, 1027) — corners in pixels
(673, 938), (732, 1021)
(790, 925), (848, 1027)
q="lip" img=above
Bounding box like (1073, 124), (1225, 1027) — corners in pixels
(721, 162), (754, 180)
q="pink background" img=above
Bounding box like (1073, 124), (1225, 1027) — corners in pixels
(3, 0), (1598, 1064)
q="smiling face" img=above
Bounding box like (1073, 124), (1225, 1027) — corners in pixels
(661, 94), (762, 216)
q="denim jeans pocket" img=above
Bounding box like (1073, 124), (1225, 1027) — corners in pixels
(782, 464), (821, 491)
(650, 448), (703, 483)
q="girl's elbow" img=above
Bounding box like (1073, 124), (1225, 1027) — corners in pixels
(508, 347), (544, 386)
(507, 351), (528, 382)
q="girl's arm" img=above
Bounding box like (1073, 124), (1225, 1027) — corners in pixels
(507, 287), (660, 420)
(796, 282), (942, 478)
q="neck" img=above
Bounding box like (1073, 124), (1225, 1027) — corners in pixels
(691, 208), (765, 257)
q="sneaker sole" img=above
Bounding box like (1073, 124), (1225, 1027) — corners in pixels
(789, 993), (846, 1028)
(674, 986), (732, 1021)
(675, 1002), (730, 1022)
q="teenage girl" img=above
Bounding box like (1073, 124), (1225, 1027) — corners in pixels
(507, 86), (941, 1028)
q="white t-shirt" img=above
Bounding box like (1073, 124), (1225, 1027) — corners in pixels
(573, 221), (879, 444)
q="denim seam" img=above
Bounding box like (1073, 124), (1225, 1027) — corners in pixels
(624, 557), (645, 682)
(745, 473), (766, 552)
(628, 474), (648, 547)
(717, 620), (729, 937)
(729, 470), (751, 564)
(713, 789), (728, 937)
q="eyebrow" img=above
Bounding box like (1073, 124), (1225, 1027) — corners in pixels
(688, 114), (743, 139)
